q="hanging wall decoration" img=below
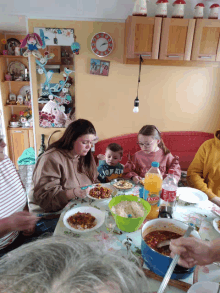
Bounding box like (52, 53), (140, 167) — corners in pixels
(20, 33), (43, 58)
(34, 27), (76, 128)
(36, 52), (74, 128)
(34, 28), (74, 46)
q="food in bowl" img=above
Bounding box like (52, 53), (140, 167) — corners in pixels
(89, 185), (111, 199)
(144, 230), (182, 256)
(67, 212), (96, 230)
(111, 200), (145, 218)
(112, 180), (133, 190)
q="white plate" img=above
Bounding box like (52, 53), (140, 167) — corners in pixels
(213, 218), (220, 234)
(63, 206), (105, 233)
(177, 187), (208, 204)
(187, 281), (219, 293)
(86, 183), (117, 201)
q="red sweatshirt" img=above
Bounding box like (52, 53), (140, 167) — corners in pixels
(123, 149), (181, 181)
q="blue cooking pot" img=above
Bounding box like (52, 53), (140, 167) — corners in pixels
(141, 218), (200, 280)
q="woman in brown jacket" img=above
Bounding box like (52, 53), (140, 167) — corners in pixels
(31, 119), (98, 213)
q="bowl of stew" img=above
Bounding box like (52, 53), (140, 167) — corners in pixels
(141, 218), (200, 280)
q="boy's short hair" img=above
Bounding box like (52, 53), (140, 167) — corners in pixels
(106, 143), (123, 156)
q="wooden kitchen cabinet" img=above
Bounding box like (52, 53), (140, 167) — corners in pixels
(191, 19), (220, 62)
(7, 128), (34, 169)
(159, 18), (196, 61)
(124, 16), (162, 60)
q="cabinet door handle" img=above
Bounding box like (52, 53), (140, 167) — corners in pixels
(199, 56), (212, 59)
(142, 54), (151, 57)
(13, 131), (22, 133)
(167, 55), (180, 58)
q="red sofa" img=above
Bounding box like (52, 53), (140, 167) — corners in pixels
(94, 131), (214, 171)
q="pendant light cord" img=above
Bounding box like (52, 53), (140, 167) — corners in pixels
(136, 55), (143, 97)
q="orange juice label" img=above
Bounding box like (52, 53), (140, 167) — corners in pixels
(146, 194), (160, 206)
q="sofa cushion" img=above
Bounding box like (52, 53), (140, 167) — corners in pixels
(94, 131), (214, 171)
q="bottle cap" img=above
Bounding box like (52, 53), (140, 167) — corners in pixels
(168, 169), (174, 174)
(151, 161), (159, 168)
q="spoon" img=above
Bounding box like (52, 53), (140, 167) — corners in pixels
(157, 223), (195, 293)
(157, 240), (171, 249)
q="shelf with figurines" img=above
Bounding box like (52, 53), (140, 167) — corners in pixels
(5, 91), (32, 108)
(8, 109), (33, 129)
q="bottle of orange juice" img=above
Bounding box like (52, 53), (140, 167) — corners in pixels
(143, 162), (163, 219)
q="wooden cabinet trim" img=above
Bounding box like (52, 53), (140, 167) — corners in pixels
(184, 19), (196, 60)
(152, 17), (162, 59)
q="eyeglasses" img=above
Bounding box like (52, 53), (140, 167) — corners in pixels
(137, 141), (155, 147)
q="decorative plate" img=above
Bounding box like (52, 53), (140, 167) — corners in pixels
(19, 85), (31, 98)
(8, 61), (26, 77)
(63, 206), (105, 233)
(91, 32), (114, 57)
(7, 38), (20, 55)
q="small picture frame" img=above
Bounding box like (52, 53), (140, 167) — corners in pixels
(90, 59), (110, 76)
(9, 93), (16, 101)
(90, 59), (101, 75)
(100, 61), (110, 76)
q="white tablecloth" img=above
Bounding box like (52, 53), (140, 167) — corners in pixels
(54, 186), (220, 293)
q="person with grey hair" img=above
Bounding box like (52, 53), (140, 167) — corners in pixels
(0, 235), (149, 293)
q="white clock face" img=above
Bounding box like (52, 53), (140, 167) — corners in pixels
(91, 32), (114, 57)
(96, 38), (109, 52)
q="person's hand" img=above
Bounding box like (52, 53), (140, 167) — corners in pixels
(22, 226), (35, 236)
(211, 197), (220, 207)
(97, 154), (105, 160)
(74, 187), (87, 199)
(170, 237), (213, 268)
(132, 176), (142, 185)
(6, 211), (38, 233)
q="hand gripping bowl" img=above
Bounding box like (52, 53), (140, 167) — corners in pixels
(141, 218), (201, 280)
(108, 195), (151, 232)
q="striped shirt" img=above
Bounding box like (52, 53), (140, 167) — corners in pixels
(0, 156), (26, 250)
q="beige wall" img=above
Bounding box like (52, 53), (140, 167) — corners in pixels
(28, 19), (220, 151)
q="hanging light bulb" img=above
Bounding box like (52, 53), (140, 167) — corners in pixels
(132, 55), (143, 113)
(133, 96), (139, 113)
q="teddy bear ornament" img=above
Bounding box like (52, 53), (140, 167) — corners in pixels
(20, 33), (43, 58)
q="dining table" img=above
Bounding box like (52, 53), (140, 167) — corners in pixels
(54, 181), (220, 293)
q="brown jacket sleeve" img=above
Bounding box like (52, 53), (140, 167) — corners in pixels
(32, 152), (69, 212)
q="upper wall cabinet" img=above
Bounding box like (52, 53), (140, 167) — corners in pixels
(191, 19), (220, 62)
(124, 16), (162, 60)
(159, 18), (196, 61)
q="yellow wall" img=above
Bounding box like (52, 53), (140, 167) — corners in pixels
(28, 19), (220, 151)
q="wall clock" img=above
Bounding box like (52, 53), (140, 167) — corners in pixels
(91, 32), (114, 57)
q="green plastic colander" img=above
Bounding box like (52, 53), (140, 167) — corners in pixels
(108, 195), (151, 232)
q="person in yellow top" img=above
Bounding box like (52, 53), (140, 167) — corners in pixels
(187, 129), (220, 207)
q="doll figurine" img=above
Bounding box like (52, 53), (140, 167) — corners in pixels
(20, 33), (43, 58)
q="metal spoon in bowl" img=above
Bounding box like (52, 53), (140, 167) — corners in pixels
(157, 223), (195, 293)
